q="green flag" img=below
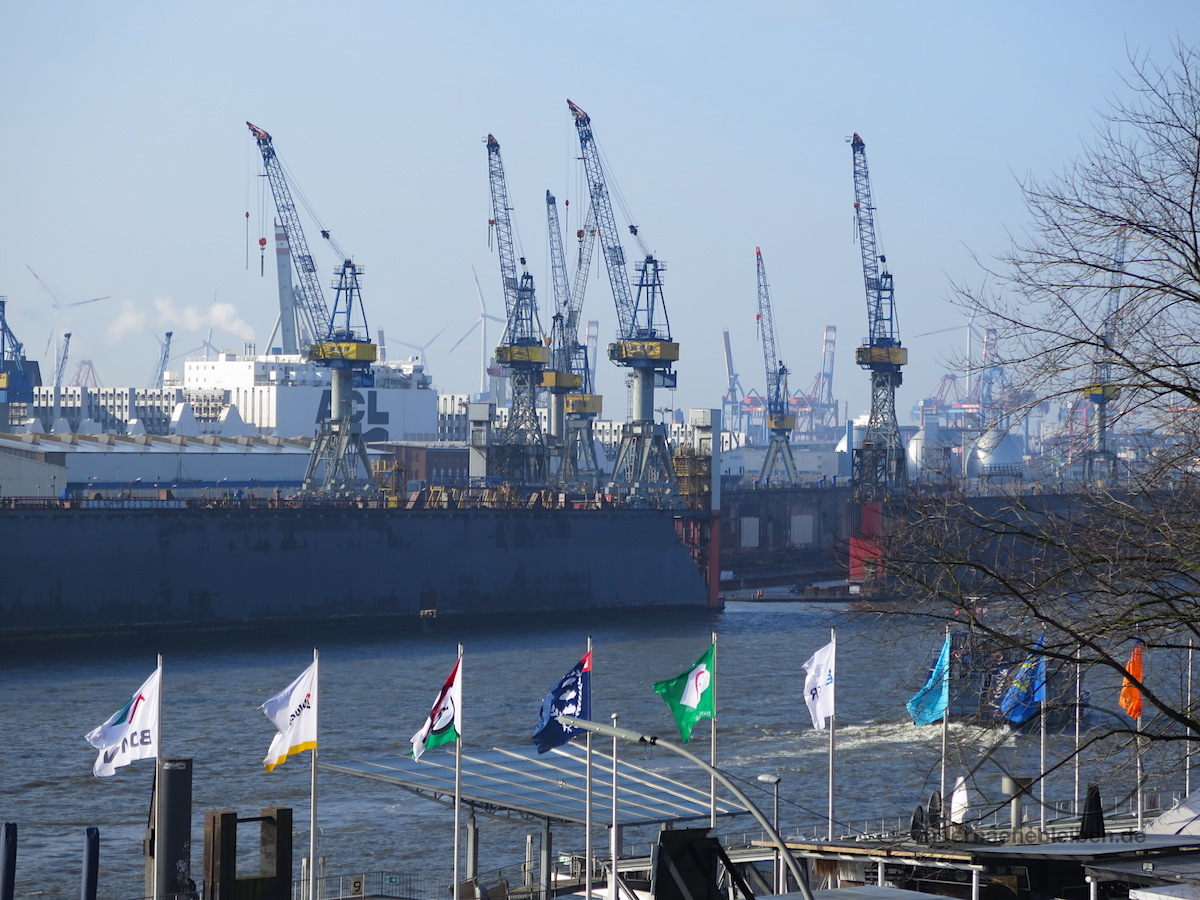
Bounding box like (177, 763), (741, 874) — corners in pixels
(653, 643), (715, 743)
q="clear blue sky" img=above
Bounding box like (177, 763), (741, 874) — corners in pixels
(0, 2), (1190, 423)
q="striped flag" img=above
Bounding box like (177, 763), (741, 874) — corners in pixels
(412, 658), (462, 759)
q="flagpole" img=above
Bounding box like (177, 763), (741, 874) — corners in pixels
(585, 636), (593, 900)
(153, 653), (163, 900)
(609, 713), (619, 900)
(940, 625), (949, 835)
(309, 648), (319, 900)
(1188, 639), (1194, 796)
(828, 627), (836, 842)
(710, 631), (717, 830)
(1039, 681), (1046, 833)
(454, 643), (464, 900)
(1080, 643), (1089, 816)
(1136, 715), (1144, 830)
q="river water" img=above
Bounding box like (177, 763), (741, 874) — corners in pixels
(1, 601), (1180, 899)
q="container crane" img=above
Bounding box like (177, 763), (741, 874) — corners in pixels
(248, 122), (377, 494)
(484, 134), (548, 484)
(545, 190), (601, 487)
(567, 99), (679, 500)
(850, 133), (907, 500)
(51, 332), (71, 428)
(755, 248), (798, 485)
(1084, 235), (1126, 484)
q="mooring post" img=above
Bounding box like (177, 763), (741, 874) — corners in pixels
(0, 822), (16, 900)
(81, 826), (99, 900)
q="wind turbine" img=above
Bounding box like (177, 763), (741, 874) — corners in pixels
(395, 320), (453, 376)
(448, 268), (505, 399)
(25, 265), (110, 359)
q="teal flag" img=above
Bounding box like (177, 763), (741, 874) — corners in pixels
(906, 634), (951, 725)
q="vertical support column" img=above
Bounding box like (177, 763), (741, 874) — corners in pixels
(539, 821), (552, 900)
(81, 827), (99, 900)
(261, 807), (293, 900)
(0, 822), (16, 900)
(202, 811), (237, 900)
(151, 759), (194, 897)
(465, 813), (479, 882)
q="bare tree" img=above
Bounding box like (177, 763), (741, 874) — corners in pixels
(880, 43), (1200, 816)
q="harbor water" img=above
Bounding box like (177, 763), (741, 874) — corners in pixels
(1, 601), (1181, 899)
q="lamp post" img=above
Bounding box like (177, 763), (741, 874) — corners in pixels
(757, 774), (782, 894)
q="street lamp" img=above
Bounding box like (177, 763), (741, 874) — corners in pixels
(757, 774), (782, 894)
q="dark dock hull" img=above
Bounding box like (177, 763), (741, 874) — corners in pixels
(0, 505), (713, 637)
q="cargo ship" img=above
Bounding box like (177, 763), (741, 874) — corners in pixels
(0, 495), (716, 639)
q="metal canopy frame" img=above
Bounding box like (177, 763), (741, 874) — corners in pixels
(322, 742), (747, 828)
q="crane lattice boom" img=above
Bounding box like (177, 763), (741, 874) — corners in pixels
(247, 122), (332, 345)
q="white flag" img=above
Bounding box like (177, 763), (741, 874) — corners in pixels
(411, 658), (462, 760)
(262, 659), (318, 772)
(803, 638), (836, 730)
(85, 666), (161, 777)
(950, 776), (969, 824)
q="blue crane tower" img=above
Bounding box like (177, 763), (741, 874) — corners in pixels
(850, 133), (908, 500)
(545, 191), (602, 487)
(755, 248), (798, 485)
(568, 100), (679, 501)
(248, 122), (377, 494)
(0, 297), (41, 429)
(484, 134), (548, 485)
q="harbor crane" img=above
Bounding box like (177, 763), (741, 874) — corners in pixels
(151, 331), (172, 389)
(0, 298), (39, 430)
(754, 248), (798, 485)
(1084, 235), (1126, 485)
(721, 329), (746, 435)
(248, 122), (377, 494)
(484, 134), (548, 484)
(568, 99), (679, 500)
(850, 133), (907, 500)
(545, 190), (602, 486)
(51, 331), (71, 428)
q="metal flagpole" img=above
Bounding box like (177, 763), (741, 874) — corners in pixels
(609, 713), (619, 900)
(940, 625), (949, 834)
(309, 648), (319, 900)
(153, 653), (163, 900)
(1080, 643), (1089, 816)
(710, 631), (717, 829)
(1039, 682), (1046, 832)
(454, 644), (464, 900)
(1188, 639), (1194, 796)
(585, 636), (593, 900)
(1136, 715), (1144, 830)
(828, 627), (836, 842)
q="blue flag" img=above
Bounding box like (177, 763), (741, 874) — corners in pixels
(532, 652), (592, 753)
(1000, 634), (1046, 725)
(907, 634), (951, 726)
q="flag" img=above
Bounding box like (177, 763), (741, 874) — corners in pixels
(802, 638), (836, 730)
(653, 643), (715, 743)
(85, 666), (161, 777)
(533, 652), (592, 754)
(1119, 643), (1144, 720)
(412, 658), (462, 760)
(261, 659), (318, 772)
(999, 633), (1047, 725)
(906, 634), (951, 726)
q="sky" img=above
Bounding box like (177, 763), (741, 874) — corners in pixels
(0, 2), (1192, 425)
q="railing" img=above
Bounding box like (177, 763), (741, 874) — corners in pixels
(291, 871), (445, 900)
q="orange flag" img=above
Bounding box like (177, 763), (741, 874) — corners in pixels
(1119, 644), (1144, 720)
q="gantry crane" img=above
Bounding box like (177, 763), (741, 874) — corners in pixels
(755, 248), (798, 485)
(51, 331), (71, 428)
(850, 133), (907, 500)
(484, 134), (548, 484)
(568, 100), (679, 500)
(1084, 235), (1126, 485)
(248, 122), (377, 494)
(545, 190), (601, 486)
